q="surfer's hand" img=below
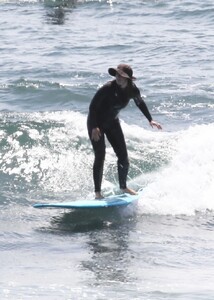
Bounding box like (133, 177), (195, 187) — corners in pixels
(150, 120), (162, 130)
(91, 128), (102, 141)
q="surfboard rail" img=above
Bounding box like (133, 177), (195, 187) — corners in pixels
(33, 193), (139, 209)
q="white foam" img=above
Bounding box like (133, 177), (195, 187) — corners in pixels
(139, 123), (214, 215)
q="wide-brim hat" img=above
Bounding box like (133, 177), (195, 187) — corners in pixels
(108, 64), (136, 80)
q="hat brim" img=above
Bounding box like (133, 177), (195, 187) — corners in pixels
(108, 67), (136, 80)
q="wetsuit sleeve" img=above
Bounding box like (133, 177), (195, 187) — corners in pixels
(133, 94), (153, 122)
(88, 85), (108, 129)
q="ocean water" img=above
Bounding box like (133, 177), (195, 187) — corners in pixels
(0, 0), (214, 299)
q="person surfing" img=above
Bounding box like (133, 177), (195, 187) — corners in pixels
(87, 64), (162, 199)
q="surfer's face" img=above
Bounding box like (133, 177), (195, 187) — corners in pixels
(116, 73), (128, 88)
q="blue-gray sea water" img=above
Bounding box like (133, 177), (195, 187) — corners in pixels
(0, 0), (214, 299)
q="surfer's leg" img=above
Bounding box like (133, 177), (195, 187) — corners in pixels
(106, 120), (137, 195)
(90, 134), (106, 198)
(87, 118), (106, 198)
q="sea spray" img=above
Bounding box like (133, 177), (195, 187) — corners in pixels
(141, 123), (214, 215)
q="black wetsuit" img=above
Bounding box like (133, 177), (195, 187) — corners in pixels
(87, 79), (152, 193)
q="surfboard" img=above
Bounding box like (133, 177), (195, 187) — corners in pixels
(33, 193), (139, 209)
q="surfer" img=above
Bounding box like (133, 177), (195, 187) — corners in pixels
(87, 64), (162, 199)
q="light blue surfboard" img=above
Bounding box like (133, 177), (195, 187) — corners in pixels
(33, 193), (139, 209)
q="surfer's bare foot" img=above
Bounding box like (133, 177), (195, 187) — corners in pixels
(95, 192), (104, 199)
(121, 188), (137, 195)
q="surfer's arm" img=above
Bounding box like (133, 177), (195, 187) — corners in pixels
(89, 86), (106, 128)
(88, 102), (101, 141)
(133, 94), (162, 130)
(88, 98), (99, 130)
(133, 94), (152, 122)
(88, 85), (109, 140)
